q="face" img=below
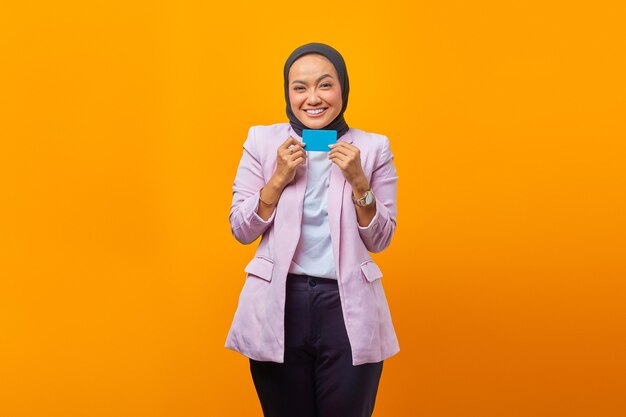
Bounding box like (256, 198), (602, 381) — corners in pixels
(288, 53), (342, 129)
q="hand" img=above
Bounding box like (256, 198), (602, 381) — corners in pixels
(327, 142), (368, 191)
(273, 136), (306, 188)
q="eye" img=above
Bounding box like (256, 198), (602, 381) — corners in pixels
(320, 82), (332, 88)
(293, 86), (305, 91)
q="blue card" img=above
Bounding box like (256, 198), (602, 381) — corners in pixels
(302, 129), (337, 152)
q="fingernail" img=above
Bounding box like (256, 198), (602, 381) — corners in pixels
(328, 144), (334, 148)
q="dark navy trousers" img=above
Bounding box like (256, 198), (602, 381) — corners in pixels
(249, 273), (384, 417)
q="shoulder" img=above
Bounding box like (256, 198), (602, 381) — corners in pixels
(242, 122), (290, 160)
(348, 127), (391, 155)
(246, 123), (291, 143)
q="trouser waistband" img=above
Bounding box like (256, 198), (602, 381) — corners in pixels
(286, 273), (338, 291)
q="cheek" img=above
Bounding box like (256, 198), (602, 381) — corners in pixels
(289, 92), (301, 110)
(329, 90), (343, 109)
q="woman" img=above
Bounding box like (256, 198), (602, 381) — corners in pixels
(225, 43), (400, 417)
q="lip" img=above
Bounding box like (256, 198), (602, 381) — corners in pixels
(302, 107), (328, 118)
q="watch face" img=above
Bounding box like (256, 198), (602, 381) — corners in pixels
(365, 190), (374, 205)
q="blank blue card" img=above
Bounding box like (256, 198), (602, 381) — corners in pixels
(302, 129), (337, 152)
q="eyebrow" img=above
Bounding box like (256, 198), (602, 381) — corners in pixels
(291, 74), (334, 84)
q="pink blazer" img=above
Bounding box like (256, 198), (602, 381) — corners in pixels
(225, 123), (400, 366)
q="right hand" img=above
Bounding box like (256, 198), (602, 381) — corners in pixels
(273, 136), (306, 187)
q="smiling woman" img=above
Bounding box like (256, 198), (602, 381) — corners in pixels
(225, 43), (399, 417)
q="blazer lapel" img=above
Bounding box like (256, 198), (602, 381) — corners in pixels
(276, 127), (353, 278)
(327, 130), (353, 279)
(275, 128), (307, 266)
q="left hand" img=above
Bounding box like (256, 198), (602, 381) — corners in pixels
(327, 142), (368, 190)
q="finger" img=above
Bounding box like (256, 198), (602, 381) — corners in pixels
(284, 147), (306, 159)
(280, 136), (301, 149)
(342, 142), (360, 153)
(289, 156), (306, 167)
(328, 147), (354, 158)
(281, 145), (305, 158)
(329, 144), (359, 160)
(328, 152), (348, 164)
(328, 155), (347, 169)
(329, 142), (360, 152)
(284, 144), (306, 158)
(328, 142), (355, 153)
(290, 150), (306, 161)
(328, 152), (347, 162)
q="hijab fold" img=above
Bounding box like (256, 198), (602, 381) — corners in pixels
(283, 43), (350, 138)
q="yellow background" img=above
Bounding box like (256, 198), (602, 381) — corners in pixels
(1, 1), (625, 416)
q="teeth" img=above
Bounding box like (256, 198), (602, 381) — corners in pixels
(306, 108), (325, 114)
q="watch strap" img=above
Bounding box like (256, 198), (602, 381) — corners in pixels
(352, 189), (374, 206)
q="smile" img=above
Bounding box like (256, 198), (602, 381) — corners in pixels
(304, 108), (327, 116)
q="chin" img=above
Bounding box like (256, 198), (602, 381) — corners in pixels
(304, 121), (328, 129)
(300, 114), (335, 130)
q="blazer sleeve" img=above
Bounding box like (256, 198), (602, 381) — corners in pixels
(229, 126), (276, 245)
(357, 136), (398, 253)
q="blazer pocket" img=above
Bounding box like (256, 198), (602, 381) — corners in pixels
(360, 260), (383, 282)
(244, 256), (275, 282)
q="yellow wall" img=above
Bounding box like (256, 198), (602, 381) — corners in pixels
(1, 1), (625, 416)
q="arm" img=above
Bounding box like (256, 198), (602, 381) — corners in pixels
(229, 129), (305, 244)
(356, 136), (398, 253)
(229, 127), (276, 245)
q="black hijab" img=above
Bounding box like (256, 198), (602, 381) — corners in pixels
(283, 43), (350, 138)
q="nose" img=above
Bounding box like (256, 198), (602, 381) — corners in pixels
(306, 90), (322, 106)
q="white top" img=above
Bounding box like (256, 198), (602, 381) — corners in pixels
(288, 151), (337, 279)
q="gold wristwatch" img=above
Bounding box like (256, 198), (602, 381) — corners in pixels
(352, 189), (375, 206)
